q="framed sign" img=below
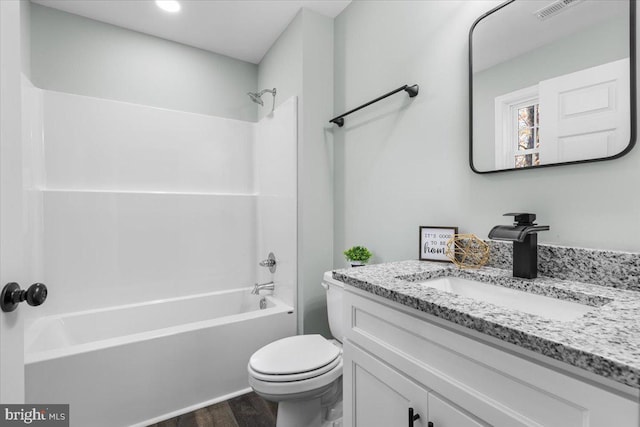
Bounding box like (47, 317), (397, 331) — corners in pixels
(419, 226), (458, 262)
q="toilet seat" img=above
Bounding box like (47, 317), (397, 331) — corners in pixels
(249, 335), (341, 381)
(249, 355), (341, 382)
(248, 357), (343, 400)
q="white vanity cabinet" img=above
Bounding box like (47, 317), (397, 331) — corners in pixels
(342, 286), (640, 427)
(345, 341), (485, 427)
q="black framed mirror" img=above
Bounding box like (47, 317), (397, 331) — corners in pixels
(469, 0), (636, 173)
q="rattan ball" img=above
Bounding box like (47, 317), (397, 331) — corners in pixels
(445, 234), (490, 269)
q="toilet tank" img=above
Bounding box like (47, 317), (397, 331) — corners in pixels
(322, 272), (345, 342)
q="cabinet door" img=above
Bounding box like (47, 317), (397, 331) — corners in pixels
(428, 393), (486, 427)
(343, 340), (429, 427)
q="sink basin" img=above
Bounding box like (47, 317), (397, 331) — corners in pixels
(417, 276), (596, 322)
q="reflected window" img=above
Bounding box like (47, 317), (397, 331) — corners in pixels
(493, 84), (540, 169)
(515, 103), (541, 168)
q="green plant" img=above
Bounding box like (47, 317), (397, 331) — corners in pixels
(343, 246), (372, 263)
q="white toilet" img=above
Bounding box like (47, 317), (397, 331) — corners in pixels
(248, 272), (344, 427)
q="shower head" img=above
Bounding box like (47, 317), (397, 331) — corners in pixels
(247, 88), (277, 110)
(248, 91), (264, 106)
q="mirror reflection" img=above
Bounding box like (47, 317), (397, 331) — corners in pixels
(470, 0), (634, 173)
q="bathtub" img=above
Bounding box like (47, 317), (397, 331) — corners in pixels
(24, 288), (296, 427)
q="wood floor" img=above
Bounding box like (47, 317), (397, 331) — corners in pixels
(147, 392), (277, 427)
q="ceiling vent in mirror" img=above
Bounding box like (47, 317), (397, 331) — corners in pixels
(534, 0), (584, 21)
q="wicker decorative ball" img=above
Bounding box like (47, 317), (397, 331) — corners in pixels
(445, 234), (490, 269)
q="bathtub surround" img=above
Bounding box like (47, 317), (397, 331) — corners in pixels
(22, 89), (297, 320)
(334, 0), (640, 267)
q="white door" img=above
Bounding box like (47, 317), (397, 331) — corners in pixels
(539, 58), (631, 164)
(0, 0), (27, 403)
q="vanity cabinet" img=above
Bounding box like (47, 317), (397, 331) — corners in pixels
(345, 341), (484, 427)
(342, 287), (640, 427)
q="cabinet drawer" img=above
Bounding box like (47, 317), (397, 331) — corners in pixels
(344, 288), (639, 427)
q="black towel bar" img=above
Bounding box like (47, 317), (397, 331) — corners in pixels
(329, 84), (419, 127)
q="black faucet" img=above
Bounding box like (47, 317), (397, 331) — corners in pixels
(488, 213), (549, 279)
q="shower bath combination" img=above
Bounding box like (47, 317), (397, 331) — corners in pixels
(248, 88), (277, 112)
(21, 86), (299, 427)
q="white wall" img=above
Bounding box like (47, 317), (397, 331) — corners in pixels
(30, 3), (258, 121)
(334, 0), (640, 267)
(258, 9), (334, 336)
(300, 11), (335, 337)
(258, 11), (303, 122)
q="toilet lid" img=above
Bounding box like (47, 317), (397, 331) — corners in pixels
(249, 354), (341, 382)
(249, 335), (340, 375)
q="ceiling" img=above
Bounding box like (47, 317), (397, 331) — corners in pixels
(472, 0), (627, 72)
(31, 0), (351, 64)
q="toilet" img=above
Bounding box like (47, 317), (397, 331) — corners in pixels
(248, 272), (344, 427)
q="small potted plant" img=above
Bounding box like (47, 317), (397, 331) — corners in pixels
(343, 246), (372, 267)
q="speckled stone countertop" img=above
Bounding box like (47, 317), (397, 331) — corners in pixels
(333, 260), (640, 389)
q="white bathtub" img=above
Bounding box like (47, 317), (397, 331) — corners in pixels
(25, 288), (296, 427)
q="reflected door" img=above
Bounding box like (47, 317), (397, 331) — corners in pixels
(539, 58), (631, 163)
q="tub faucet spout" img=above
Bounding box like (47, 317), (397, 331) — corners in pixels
(252, 281), (274, 295)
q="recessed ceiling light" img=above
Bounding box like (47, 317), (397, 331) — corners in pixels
(155, 0), (181, 13)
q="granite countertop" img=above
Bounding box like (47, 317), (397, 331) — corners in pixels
(333, 260), (640, 389)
